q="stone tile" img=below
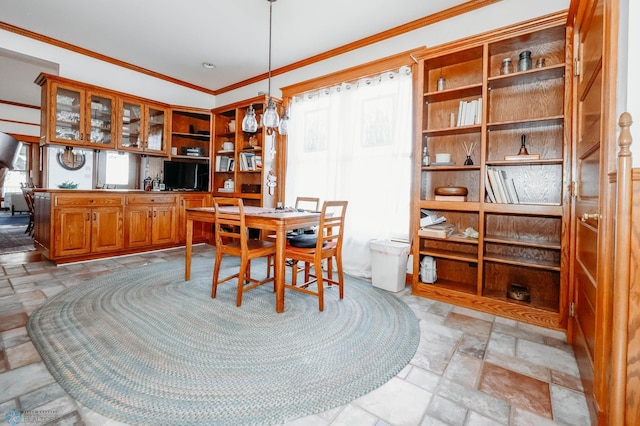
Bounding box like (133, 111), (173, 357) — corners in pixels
(550, 369), (584, 392)
(486, 331), (516, 357)
(426, 394), (468, 426)
(484, 351), (550, 383)
(427, 301), (454, 318)
(457, 334), (488, 359)
(0, 362), (55, 401)
(450, 305), (496, 323)
(8, 272), (57, 286)
(0, 311), (28, 332)
(0, 327), (31, 348)
(18, 382), (68, 411)
(491, 322), (545, 344)
(329, 403), (378, 426)
(512, 406), (558, 426)
(0, 349), (7, 373)
(6, 341), (41, 369)
(516, 339), (580, 377)
(443, 352), (482, 388)
(437, 378), (511, 424)
(354, 377), (432, 426)
(478, 362), (552, 419)
(550, 384), (591, 426)
(517, 322), (566, 342)
(404, 365), (442, 393)
(465, 410), (504, 425)
(411, 324), (460, 374)
(419, 414), (450, 426)
(44, 409), (84, 426)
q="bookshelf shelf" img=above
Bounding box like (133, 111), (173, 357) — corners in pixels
(412, 20), (570, 331)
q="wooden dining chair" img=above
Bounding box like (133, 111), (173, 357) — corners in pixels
(265, 196), (321, 277)
(284, 200), (348, 311)
(211, 197), (276, 307)
(294, 196), (320, 212)
(20, 185), (35, 236)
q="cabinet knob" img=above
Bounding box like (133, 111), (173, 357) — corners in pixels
(580, 213), (599, 222)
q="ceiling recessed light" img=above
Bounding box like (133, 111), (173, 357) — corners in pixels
(202, 62), (216, 69)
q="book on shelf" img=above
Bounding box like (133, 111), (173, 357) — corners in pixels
(216, 155), (233, 172)
(420, 209), (446, 227)
(455, 98), (482, 127)
(434, 195), (467, 202)
(486, 167), (520, 204)
(419, 223), (455, 239)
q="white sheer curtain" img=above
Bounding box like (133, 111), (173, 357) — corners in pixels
(285, 66), (413, 278)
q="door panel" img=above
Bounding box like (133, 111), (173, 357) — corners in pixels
(92, 207), (123, 252)
(570, 0), (606, 423)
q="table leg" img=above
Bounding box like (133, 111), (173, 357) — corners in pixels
(185, 218), (193, 281)
(275, 224), (286, 313)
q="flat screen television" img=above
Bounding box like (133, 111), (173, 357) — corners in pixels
(163, 160), (209, 191)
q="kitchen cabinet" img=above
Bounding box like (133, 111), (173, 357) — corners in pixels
(117, 98), (169, 156)
(125, 194), (177, 248)
(36, 75), (116, 149)
(51, 194), (124, 258)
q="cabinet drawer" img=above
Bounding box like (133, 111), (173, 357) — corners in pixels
(55, 195), (123, 207)
(127, 194), (177, 205)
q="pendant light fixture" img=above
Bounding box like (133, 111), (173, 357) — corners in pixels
(243, 0), (288, 135)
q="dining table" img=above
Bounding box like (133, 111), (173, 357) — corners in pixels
(184, 206), (321, 313)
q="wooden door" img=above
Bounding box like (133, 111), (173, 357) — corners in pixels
(91, 207), (123, 253)
(569, 0), (617, 423)
(151, 205), (176, 245)
(125, 205), (152, 248)
(54, 207), (91, 257)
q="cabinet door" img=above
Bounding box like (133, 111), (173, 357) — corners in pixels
(91, 207), (124, 252)
(50, 83), (86, 146)
(86, 91), (116, 149)
(54, 207), (91, 257)
(144, 105), (168, 154)
(152, 205), (176, 245)
(125, 206), (152, 247)
(118, 100), (144, 151)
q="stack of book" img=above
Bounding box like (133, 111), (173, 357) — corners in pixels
(486, 167), (520, 203)
(456, 98), (482, 127)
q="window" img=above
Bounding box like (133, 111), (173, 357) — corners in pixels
(2, 143), (28, 195)
(286, 66), (413, 278)
(105, 151), (130, 186)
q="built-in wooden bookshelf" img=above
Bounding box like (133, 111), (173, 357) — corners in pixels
(412, 18), (571, 330)
(211, 95), (282, 207)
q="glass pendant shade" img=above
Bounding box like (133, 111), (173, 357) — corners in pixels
(278, 107), (289, 135)
(262, 98), (280, 130)
(242, 104), (258, 133)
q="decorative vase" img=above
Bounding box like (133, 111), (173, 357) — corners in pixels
(464, 155), (473, 165)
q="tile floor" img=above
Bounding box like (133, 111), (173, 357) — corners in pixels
(0, 244), (591, 426)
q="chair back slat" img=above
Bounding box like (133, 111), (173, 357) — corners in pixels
(316, 201), (348, 251)
(213, 198), (247, 252)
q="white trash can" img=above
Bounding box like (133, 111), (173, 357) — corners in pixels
(369, 240), (411, 292)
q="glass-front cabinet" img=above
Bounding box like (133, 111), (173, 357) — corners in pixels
(117, 98), (168, 155)
(41, 80), (116, 149)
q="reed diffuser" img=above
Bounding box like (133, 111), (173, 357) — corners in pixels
(462, 141), (476, 165)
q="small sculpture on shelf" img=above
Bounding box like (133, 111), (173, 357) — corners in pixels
(504, 134), (540, 161)
(462, 141), (476, 165)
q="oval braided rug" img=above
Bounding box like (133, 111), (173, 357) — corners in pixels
(27, 257), (419, 425)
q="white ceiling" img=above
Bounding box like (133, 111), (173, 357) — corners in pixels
(1, 0), (468, 106)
